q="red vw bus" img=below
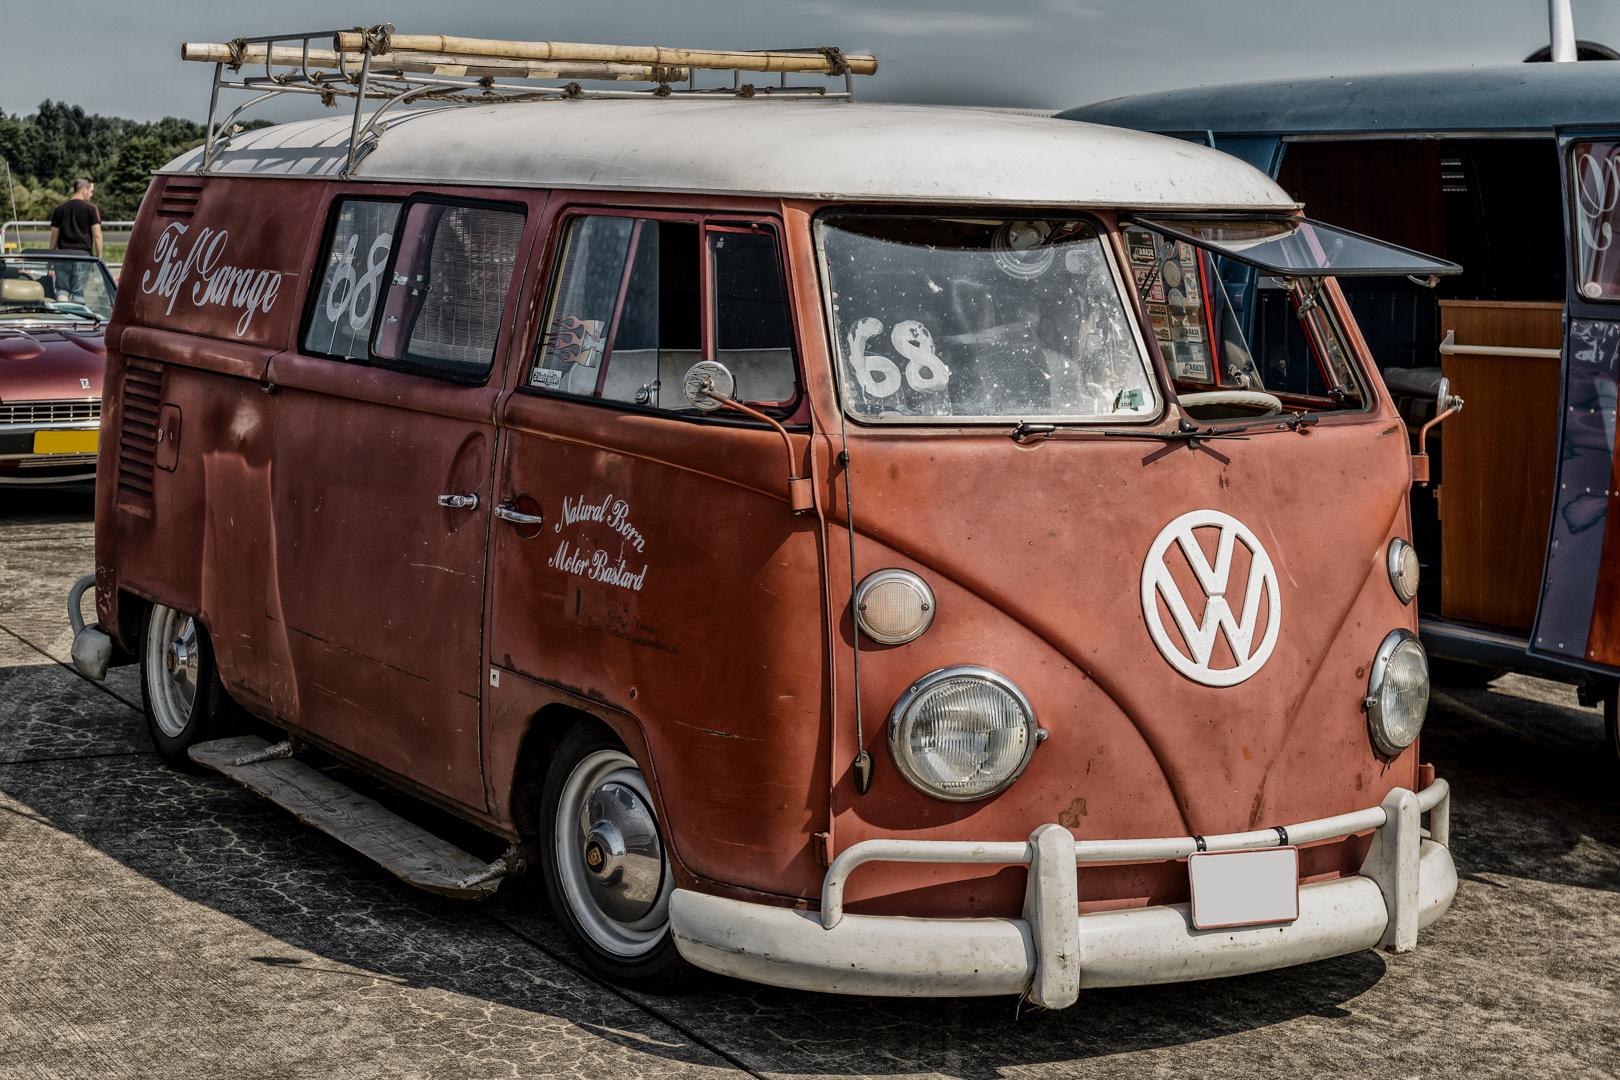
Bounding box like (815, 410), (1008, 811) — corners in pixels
(69, 31), (1459, 1007)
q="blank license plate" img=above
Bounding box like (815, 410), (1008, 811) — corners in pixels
(33, 430), (98, 454)
(1188, 847), (1299, 929)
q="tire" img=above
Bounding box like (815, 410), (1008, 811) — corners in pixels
(537, 721), (687, 989)
(1605, 685), (1620, 774)
(139, 603), (238, 767)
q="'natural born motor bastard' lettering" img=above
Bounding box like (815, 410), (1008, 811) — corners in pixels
(550, 541), (648, 591)
(550, 493), (650, 591)
(557, 493), (646, 553)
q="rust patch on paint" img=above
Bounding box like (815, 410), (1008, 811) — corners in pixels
(1058, 798), (1088, 828)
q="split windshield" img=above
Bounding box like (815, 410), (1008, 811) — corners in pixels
(0, 255), (115, 321)
(818, 215), (1158, 422)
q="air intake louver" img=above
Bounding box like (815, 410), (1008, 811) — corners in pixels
(116, 361), (163, 511)
(157, 180), (202, 217)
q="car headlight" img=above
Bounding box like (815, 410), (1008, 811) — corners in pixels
(888, 667), (1043, 801)
(854, 569), (935, 645)
(1387, 538), (1419, 605)
(1366, 629), (1429, 756)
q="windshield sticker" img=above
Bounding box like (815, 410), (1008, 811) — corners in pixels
(848, 317), (904, 398)
(140, 222), (282, 337)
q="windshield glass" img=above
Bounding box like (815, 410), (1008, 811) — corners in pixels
(1123, 224), (1366, 410)
(1127, 215), (1461, 279)
(818, 215), (1158, 422)
(0, 256), (115, 321)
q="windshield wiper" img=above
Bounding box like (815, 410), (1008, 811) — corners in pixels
(1011, 413), (1318, 444)
(1, 306), (102, 323)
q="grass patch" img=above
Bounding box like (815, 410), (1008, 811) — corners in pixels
(7, 241), (128, 264)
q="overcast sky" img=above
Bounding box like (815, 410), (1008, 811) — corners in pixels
(4, 0), (1617, 122)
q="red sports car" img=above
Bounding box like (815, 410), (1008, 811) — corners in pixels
(0, 251), (114, 486)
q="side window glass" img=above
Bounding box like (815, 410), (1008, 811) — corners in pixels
(373, 201), (526, 379)
(304, 199), (401, 360)
(530, 216), (798, 412)
(531, 216), (704, 409)
(710, 228), (799, 405)
(1574, 141), (1620, 301)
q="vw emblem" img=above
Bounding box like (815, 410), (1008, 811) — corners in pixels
(1141, 509), (1281, 687)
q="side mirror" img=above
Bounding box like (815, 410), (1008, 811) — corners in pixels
(681, 361), (814, 514)
(682, 360), (735, 411)
(1412, 377), (1464, 487)
(1436, 376), (1463, 416)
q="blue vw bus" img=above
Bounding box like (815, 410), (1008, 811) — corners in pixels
(1064, 60), (1620, 764)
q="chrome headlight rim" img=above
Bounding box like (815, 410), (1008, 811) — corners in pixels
(1366, 628), (1428, 756)
(1386, 537), (1419, 606)
(854, 568), (936, 645)
(887, 665), (1040, 802)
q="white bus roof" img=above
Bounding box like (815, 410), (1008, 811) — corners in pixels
(164, 100), (1297, 211)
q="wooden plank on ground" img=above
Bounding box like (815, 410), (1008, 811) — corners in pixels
(190, 736), (500, 899)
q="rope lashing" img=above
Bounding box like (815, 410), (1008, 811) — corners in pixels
(356, 23), (395, 56)
(818, 45), (850, 76)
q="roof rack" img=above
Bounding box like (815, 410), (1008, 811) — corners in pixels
(182, 25), (878, 176)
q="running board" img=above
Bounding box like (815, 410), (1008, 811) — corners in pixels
(189, 735), (507, 899)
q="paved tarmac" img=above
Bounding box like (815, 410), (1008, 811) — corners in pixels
(2, 486), (1617, 1079)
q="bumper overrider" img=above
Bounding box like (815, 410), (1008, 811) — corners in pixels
(670, 780), (1455, 1007)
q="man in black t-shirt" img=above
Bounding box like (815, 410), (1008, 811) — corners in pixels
(49, 178), (103, 257)
(48, 178), (103, 305)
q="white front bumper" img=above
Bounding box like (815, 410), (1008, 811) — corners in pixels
(670, 782), (1456, 1007)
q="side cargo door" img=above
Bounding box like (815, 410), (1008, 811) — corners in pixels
(264, 190), (535, 808)
(486, 205), (829, 896)
(1532, 133), (1620, 669)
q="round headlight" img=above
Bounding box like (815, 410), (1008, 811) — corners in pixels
(1387, 538), (1420, 605)
(888, 667), (1041, 801)
(1366, 629), (1429, 756)
(854, 569), (935, 645)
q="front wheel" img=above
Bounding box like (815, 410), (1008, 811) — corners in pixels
(538, 722), (687, 989)
(1605, 685), (1620, 773)
(139, 603), (237, 766)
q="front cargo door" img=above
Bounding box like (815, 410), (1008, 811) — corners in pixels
(1531, 132), (1620, 668)
(486, 207), (828, 897)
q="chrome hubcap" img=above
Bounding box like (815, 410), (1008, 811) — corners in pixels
(555, 749), (671, 957)
(146, 605), (198, 738)
(579, 781), (663, 923)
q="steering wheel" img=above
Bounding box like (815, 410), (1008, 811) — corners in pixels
(1177, 389), (1285, 416)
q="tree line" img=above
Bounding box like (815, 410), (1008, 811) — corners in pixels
(1, 100), (270, 223)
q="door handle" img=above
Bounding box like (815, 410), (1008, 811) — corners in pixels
(438, 493), (479, 510)
(494, 502), (544, 526)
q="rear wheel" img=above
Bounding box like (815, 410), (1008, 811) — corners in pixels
(538, 722), (686, 989)
(139, 603), (237, 766)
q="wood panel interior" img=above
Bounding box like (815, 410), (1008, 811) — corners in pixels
(1438, 300), (1564, 629)
(1276, 141), (1447, 257)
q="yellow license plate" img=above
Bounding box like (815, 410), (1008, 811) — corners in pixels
(33, 430), (98, 454)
